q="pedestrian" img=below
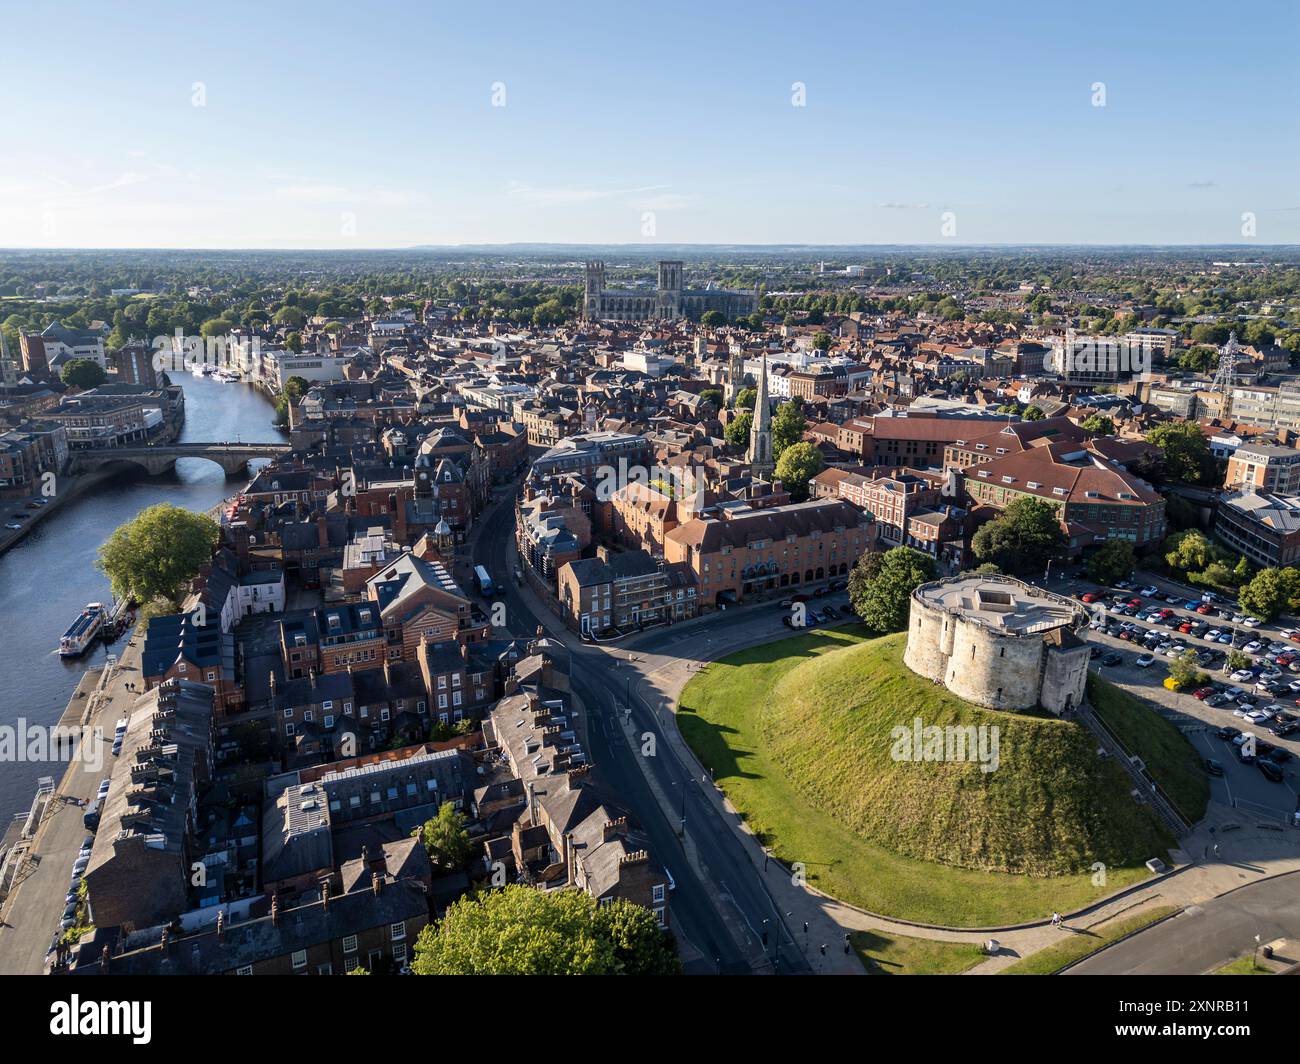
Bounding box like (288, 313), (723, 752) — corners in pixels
(1051, 911), (1061, 928)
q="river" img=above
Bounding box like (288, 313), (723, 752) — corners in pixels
(0, 373), (284, 822)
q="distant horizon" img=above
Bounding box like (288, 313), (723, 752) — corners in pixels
(3, 242), (1299, 254)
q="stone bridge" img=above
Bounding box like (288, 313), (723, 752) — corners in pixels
(69, 442), (292, 477)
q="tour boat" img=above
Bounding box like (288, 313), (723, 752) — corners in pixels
(59, 603), (106, 658)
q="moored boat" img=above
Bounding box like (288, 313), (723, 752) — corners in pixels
(59, 602), (105, 657)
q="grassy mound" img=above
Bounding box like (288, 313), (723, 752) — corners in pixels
(679, 626), (1177, 924)
(1086, 675), (1209, 824)
(756, 633), (1172, 876)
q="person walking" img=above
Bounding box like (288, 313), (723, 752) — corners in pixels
(1051, 912), (1062, 928)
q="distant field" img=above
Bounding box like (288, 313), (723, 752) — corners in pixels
(678, 627), (1173, 926)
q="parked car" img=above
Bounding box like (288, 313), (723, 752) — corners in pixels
(1101, 653), (1123, 667)
(1217, 726), (1242, 740)
(1257, 759), (1284, 782)
(1139, 585), (1160, 598)
(1135, 654), (1156, 668)
(1192, 686), (1215, 699)
(1204, 758), (1225, 777)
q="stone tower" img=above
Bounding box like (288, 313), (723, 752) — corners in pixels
(748, 353), (774, 479)
(725, 343), (745, 406)
(656, 260), (683, 320)
(583, 261), (606, 321)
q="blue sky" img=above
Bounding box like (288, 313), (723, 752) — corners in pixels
(1, 0), (1296, 248)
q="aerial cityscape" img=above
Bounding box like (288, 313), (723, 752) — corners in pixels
(1, 0), (1296, 1045)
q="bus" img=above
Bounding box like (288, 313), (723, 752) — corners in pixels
(473, 565), (496, 597)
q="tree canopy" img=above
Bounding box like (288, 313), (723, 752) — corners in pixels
(772, 401), (807, 458)
(60, 358), (107, 390)
(723, 411), (752, 449)
(848, 546), (937, 632)
(413, 801), (471, 872)
(96, 503), (221, 610)
(774, 442), (824, 501)
(971, 497), (1064, 576)
(411, 885), (680, 975)
(1145, 421), (1213, 484)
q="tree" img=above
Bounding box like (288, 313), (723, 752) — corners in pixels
(413, 801), (472, 871)
(847, 550), (885, 618)
(1145, 421), (1212, 484)
(96, 504), (221, 610)
(1080, 413), (1115, 436)
(700, 310), (726, 328)
(1022, 405), (1045, 421)
(1086, 540), (1135, 586)
(774, 442), (824, 502)
(1166, 649), (1206, 692)
(284, 331), (303, 353)
(771, 401), (806, 458)
(412, 885), (679, 975)
(1226, 650), (1252, 674)
(734, 386), (757, 410)
(699, 389), (723, 412)
(1163, 529), (1216, 574)
(60, 358), (107, 390)
(1238, 567), (1300, 622)
(812, 331), (832, 351)
(971, 497), (1063, 576)
(723, 412), (752, 449)
(850, 546), (937, 633)
(198, 317), (234, 338)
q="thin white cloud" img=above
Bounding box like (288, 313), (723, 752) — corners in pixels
(878, 201), (930, 209)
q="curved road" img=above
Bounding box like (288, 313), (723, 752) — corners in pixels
(1068, 870), (1300, 974)
(474, 492), (815, 974)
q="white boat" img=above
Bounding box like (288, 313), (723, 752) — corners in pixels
(59, 603), (105, 658)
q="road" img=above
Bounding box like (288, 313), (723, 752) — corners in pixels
(1068, 870), (1300, 974)
(473, 491), (827, 974)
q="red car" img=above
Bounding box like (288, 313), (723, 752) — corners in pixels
(1196, 603), (1214, 615)
(1193, 687), (1216, 700)
(1290, 632), (1300, 643)
(1178, 622), (1194, 633)
(1128, 598), (1142, 608)
(1081, 593), (1100, 604)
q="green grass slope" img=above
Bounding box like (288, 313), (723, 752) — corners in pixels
(679, 627), (1177, 924)
(758, 633), (1172, 876)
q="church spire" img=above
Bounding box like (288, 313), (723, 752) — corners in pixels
(748, 353), (774, 478)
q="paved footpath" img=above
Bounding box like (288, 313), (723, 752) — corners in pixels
(0, 629), (145, 974)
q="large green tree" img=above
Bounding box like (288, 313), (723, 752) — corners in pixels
(771, 401), (807, 458)
(850, 546), (937, 633)
(723, 411), (752, 449)
(1163, 529), (1216, 574)
(774, 442), (824, 501)
(1238, 567), (1300, 622)
(1145, 421), (1212, 484)
(96, 503), (221, 610)
(1080, 413), (1114, 436)
(60, 358), (106, 390)
(413, 801), (471, 872)
(1086, 540), (1136, 586)
(412, 886), (679, 975)
(971, 497), (1064, 576)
